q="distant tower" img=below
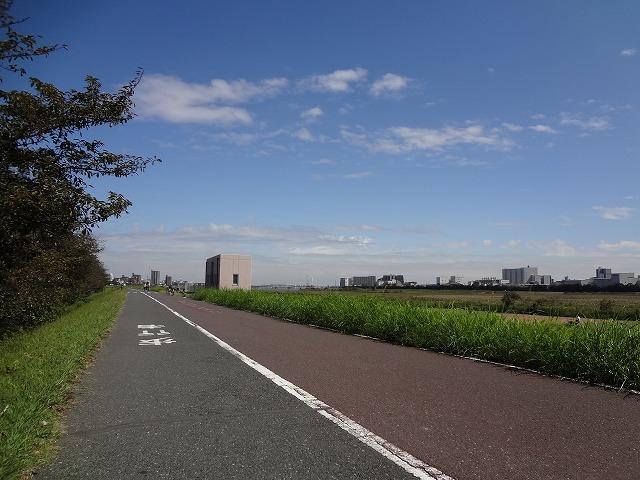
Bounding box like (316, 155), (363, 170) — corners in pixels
(151, 270), (160, 286)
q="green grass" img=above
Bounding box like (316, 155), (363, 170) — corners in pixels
(315, 288), (640, 321)
(193, 289), (640, 391)
(0, 287), (126, 479)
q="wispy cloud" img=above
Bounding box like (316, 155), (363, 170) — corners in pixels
(502, 239), (522, 248)
(593, 206), (633, 220)
(501, 122), (523, 132)
(559, 215), (574, 227)
(300, 106), (323, 121)
(598, 240), (640, 251)
(343, 171), (373, 179)
(136, 74), (288, 125)
(342, 124), (512, 154)
(309, 158), (336, 165)
(301, 68), (368, 92)
(544, 240), (577, 257)
(620, 48), (637, 57)
(293, 127), (314, 142)
(560, 113), (610, 131)
(528, 124), (557, 134)
(370, 73), (410, 96)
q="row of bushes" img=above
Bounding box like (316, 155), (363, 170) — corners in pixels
(193, 289), (640, 391)
(0, 234), (108, 338)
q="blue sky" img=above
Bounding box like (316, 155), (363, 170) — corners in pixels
(11, 0), (640, 284)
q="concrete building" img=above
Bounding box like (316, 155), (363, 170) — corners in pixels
(165, 275), (172, 286)
(378, 274), (404, 287)
(502, 266), (538, 285)
(205, 254), (252, 290)
(448, 275), (464, 285)
(339, 277), (350, 288)
(529, 274), (553, 286)
(471, 277), (502, 287)
(131, 274), (142, 285)
(583, 267), (637, 287)
(352, 276), (376, 288)
(612, 273), (637, 285)
(151, 270), (160, 286)
(435, 276), (441, 286)
(596, 267), (612, 279)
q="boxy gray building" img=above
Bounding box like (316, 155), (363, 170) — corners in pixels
(502, 266), (538, 285)
(205, 254), (252, 290)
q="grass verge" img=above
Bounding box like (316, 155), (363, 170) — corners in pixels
(193, 289), (640, 391)
(0, 287), (126, 479)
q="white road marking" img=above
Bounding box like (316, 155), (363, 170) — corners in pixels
(139, 292), (454, 480)
(139, 337), (176, 346)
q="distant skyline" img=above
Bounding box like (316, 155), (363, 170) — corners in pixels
(11, 1), (640, 284)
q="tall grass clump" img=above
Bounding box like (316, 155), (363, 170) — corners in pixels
(193, 289), (640, 390)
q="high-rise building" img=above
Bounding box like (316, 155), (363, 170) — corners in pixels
(596, 267), (612, 279)
(436, 276), (441, 285)
(205, 254), (252, 290)
(165, 275), (172, 286)
(351, 276), (376, 287)
(151, 270), (160, 286)
(502, 266), (538, 285)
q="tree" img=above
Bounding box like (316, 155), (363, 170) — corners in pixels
(0, 1), (159, 334)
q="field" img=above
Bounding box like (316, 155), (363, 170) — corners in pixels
(0, 287), (126, 479)
(192, 289), (640, 391)
(307, 288), (640, 321)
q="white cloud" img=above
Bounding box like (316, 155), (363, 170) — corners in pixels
(213, 129), (287, 146)
(501, 122), (523, 132)
(302, 68), (367, 92)
(487, 67), (495, 73)
(620, 48), (637, 57)
(300, 106), (324, 120)
(502, 240), (521, 248)
(598, 240), (640, 251)
(370, 73), (410, 96)
(593, 206), (633, 220)
(343, 171), (373, 179)
(560, 113), (610, 131)
(293, 127), (314, 142)
(318, 235), (373, 246)
(483, 239), (493, 247)
(342, 124), (512, 154)
(136, 74), (288, 124)
(309, 158), (335, 165)
(544, 240), (577, 257)
(528, 124), (557, 134)
(530, 113), (546, 120)
(559, 216), (574, 227)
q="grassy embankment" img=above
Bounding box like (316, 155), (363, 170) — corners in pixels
(193, 289), (640, 390)
(0, 287), (127, 479)
(310, 289), (640, 321)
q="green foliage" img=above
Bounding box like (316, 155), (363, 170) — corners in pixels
(598, 298), (615, 317)
(0, 3), (158, 334)
(193, 289), (640, 390)
(0, 287), (126, 479)
(501, 291), (521, 310)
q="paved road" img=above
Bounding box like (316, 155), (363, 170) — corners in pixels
(36, 291), (417, 479)
(39, 291), (640, 479)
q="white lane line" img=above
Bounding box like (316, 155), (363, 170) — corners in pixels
(139, 292), (453, 480)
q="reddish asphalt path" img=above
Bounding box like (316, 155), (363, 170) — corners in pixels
(153, 292), (640, 480)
